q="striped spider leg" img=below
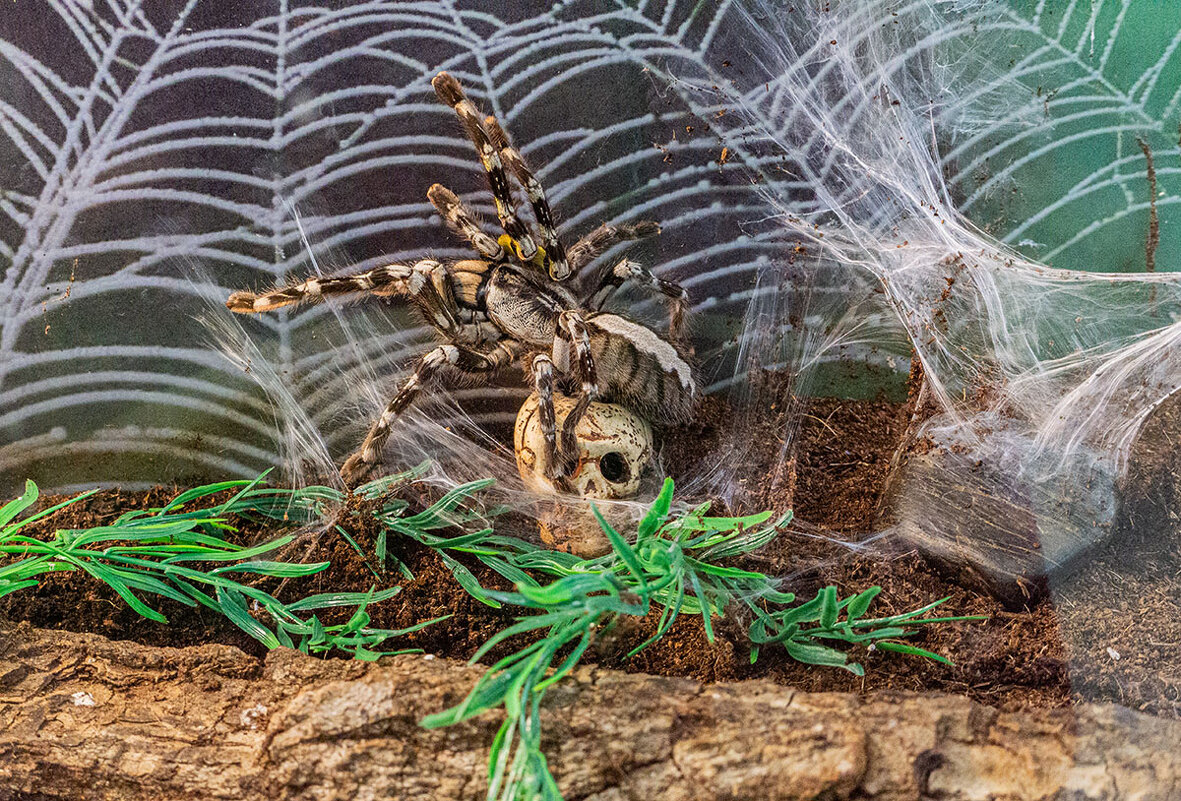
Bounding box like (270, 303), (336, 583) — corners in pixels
(526, 352), (562, 488)
(226, 260), (500, 484)
(481, 114), (569, 279)
(586, 257), (691, 343)
(565, 221), (689, 340)
(340, 338), (522, 484)
(226, 260), (462, 337)
(434, 69), (670, 298)
(431, 72), (540, 265)
(551, 310), (598, 479)
(427, 183), (507, 262)
(566, 220), (660, 275)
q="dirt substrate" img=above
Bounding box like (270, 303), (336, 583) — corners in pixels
(4, 395), (1181, 719)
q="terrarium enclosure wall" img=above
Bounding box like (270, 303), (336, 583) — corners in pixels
(3, 0), (1181, 663)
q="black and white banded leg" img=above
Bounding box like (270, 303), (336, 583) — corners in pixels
(587, 258), (690, 341)
(551, 311), (598, 479)
(227, 259), (444, 316)
(528, 352), (563, 488)
(428, 183), (507, 261)
(227, 259), (465, 340)
(566, 220), (660, 276)
(227, 263), (416, 313)
(483, 115), (569, 280)
(341, 339), (521, 484)
(431, 72), (538, 262)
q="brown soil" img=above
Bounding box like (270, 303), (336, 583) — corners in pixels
(4, 390), (1180, 719)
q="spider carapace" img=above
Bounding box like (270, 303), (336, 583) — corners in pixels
(228, 72), (698, 487)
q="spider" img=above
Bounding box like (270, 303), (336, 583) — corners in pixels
(227, 72), (698, 486)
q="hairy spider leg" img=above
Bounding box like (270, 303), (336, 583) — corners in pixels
(428, 183), (507, 262)
(528, 352), (569, 490)
(566, 220), (660, 275)
(341, 339), (523, 484)
(413, 260), (464, 337)
(482, 115), (569, 280)
(552, 311), (598, 478)
(226, 263), (416, 313)
(587, 258), (690, 342)
(227, 260), (465, 340)
(431, 72), (538, 263)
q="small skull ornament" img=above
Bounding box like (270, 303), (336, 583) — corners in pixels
(514, 393), (654, 499)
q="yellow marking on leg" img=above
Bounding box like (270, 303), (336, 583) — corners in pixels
(497, 234), (547, 268)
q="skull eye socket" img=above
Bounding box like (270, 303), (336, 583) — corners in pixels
(599, 451), (630, 484)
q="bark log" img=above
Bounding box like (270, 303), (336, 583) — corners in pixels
(2, 620), (1180, 801)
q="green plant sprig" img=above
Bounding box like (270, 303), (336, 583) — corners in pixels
(420, 478), (984, 800)
(0, 475), (446, 660)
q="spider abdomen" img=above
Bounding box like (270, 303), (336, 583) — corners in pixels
(585, 313), (698, 426)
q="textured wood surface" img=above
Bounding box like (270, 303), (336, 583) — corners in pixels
(2, 620), (1180, 800)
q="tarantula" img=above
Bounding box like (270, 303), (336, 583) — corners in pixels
(227, 72), (698, 486)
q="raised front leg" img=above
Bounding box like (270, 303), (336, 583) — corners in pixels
(482, 115), (569, 280)
(428, 183), (507, 262)
(432, 72), (538, 263)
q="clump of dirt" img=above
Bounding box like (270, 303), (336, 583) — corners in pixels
(659, 373), (907, 528)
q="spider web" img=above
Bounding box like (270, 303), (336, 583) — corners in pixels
(694, 0), (1181, 584)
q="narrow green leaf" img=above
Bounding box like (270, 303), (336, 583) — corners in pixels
(285, 586), (402, 612)
(876, 641), (953, 665)
(160, 535), (295, 563)
(688, 570), (715, 643)
(399, 479), (495, 530)
(850, 597), (950, 627)
(486, 718), (511, 787)
(214, 471), (273, 516)
(845, 586), (882, 621)
(274, 622), (295, 649)
(0, 578), (40, 598)
(6, 488), (99, 533)
(0, 480), (39, 530)
(637, 478), (675, 541)
(440, 554), (499, 607)
(819, 586), (839, 630)
(591, 505), (647, 592)
(78, 562), (167, 623)
(374, 526), (388, 564)
(216, 586), (280, 649)
(209, 560), (329, 577)
(785, 638), (849, 668)
(420, 670), (516, 728)
(159, 477), (255, 515)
